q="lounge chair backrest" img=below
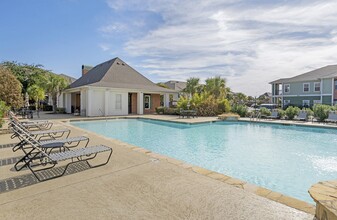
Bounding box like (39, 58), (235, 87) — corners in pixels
(8, 111), (19, 122)
(332, 112), (337, 120)
(327, 112), (337, 120)
(271, 111), (278, 117)
(10, 122), (52, 161)
(9, 119), (30, 134)
(298, 111), (307, 119)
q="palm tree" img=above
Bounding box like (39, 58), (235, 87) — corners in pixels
(236, 92), (248, 105)
(27, 84), (45, 110)
(183, 77), (200, 95)
(46, 74), (68, 113)
(205, 76), (226, 99)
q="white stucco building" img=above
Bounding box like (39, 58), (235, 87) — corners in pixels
(59, 57), (176, 116)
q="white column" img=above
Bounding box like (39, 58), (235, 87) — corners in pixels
(104, 90), (109, 116)
(80, 89), (86, 116)
(57, 93), (64, 108)
(65, 93), (71, 113)
(137, 92), (143, 115)
(320, 79), (323, 104)
(164, 93), (170, 107)
(87, 89), (92, 116)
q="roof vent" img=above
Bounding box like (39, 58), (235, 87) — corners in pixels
(117, 62), (120, 65)
(122, 63), (125, 66)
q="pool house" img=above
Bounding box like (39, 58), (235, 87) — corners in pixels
(60, 57), (177, 116)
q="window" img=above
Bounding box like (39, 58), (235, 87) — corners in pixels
(302, 100), (310, 107)
(115, 94), (122, 110)
(314, 82), (320, 92)
(303, 83), (310, 92)
(284, 84), (290, 93)
(284, 100), (290, 106)
(313, 100), (321, 104)
(144, 95), (151, 109)
(334, 80), (337, 90)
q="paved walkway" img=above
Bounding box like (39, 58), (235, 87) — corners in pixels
(0, 116), (315, 219)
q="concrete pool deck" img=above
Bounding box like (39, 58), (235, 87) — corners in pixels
(0, 114), (321, 219)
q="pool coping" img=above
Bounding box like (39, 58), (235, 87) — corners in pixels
(63, 118), (317, 215)
(66, 116), (219, 125)
(65, 114), (337, 130)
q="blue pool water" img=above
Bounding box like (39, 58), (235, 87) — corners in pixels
(72, 119), (337, 203)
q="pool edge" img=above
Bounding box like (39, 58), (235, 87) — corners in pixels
(63, 119), (316, 215)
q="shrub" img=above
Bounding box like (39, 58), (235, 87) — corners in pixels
(155, 106), (165, 114)
(285, 106), (300, 120)
(56, 107), (66, 114)
(218, 98), (231, 113)
(43, 105), (53, 111)
(28, 106), (36, 110)
(259, 107), (271, 116)
(196, 95), (219, 116)
(313, 104), (332, 121)
(218, 113), (240, 120)
(177, 96), (189, 110)
(164, 107), (179, 115)
(0, 101), (9, 128)
(301, 107), (313, 117)
(190, 93), (203, 109)
(276, 109), (286, 118)
(332, 105), (337, 111)
(231, 104), (248, 117)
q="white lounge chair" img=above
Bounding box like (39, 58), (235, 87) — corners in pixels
(295, 111), (308, 121)
(9, 122), (112, 181)
(266, 111), (279, 119)
(325, 111), (337, 123)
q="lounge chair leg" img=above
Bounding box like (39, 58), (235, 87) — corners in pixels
(86, 149), (113, 168)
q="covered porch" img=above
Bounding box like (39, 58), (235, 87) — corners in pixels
(61, 87), (172, 117)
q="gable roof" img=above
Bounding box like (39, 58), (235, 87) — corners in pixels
(270, 65), (337, 84)
(164, 81), (187, 91)
(59, 73), (76, 84)
(69, 57), (174, 93)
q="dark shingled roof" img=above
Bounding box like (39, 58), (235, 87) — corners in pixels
(69, 57), (174, 93)
(164, 81), (187, 91)
(270, 65), (337, 84)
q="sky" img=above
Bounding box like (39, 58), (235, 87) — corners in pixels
(1, 0), (337, 96)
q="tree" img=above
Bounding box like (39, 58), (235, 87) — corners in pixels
(225, 87), (233, 101)
(0, 67), (24, 108)
(1, 61), (50, 93)
(257, 93), (272, 104)
(234, 92), (248, 105)
(29, 72), (49, 90)
(46, 74), (69, 113)
(27, 84), (45, 110)
(183, 77), (200, 95)
(205, 76), (226, 99)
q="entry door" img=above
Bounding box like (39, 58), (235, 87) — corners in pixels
(128, 93), (132, 114)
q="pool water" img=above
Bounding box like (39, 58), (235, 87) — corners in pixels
(72, 119), (337, 203)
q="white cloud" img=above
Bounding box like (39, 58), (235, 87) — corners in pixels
(105, 0), (337, 95)
(98, 23), (125, 34)
(98, 43), (111, 51)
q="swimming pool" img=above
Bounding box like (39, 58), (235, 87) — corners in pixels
(71, 119), (337, 203)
